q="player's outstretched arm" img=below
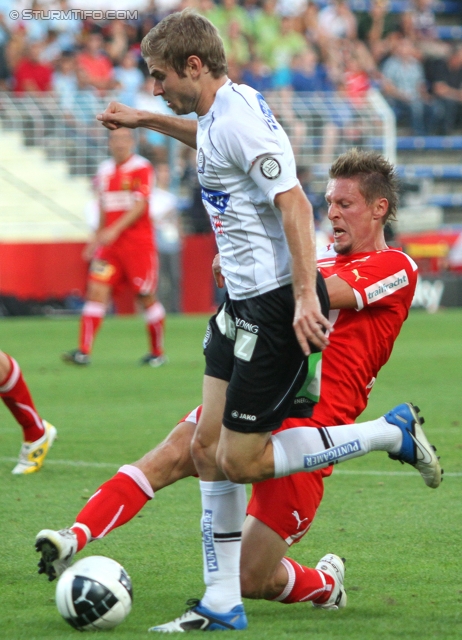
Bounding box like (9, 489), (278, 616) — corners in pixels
(275, 185), (331, 354)
(96, 102), (198, 149)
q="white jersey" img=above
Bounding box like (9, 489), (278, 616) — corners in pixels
(196, 80), (299, 300)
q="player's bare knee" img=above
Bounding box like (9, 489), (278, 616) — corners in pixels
(219, 453), (251, 484)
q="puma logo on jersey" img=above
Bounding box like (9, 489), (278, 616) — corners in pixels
(352, 269), (368, 282)
(292, 510), (309, 530)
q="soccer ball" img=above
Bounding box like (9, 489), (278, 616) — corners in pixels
(55, 556), (133, 631)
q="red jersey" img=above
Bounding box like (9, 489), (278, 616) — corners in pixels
(96, 154), (154, 246)
(183, 245), (417, 429)
(307, 244), (418, 427)
(13, 59), (53, 93)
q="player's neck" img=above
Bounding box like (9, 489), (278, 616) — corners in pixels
(196, 75), (229, 117)
(114, 153), (132, 166)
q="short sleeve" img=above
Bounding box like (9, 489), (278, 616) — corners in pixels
(336, 251), (418, 311)
(132, 165), (152, 200)
(213, 111), (287, 175)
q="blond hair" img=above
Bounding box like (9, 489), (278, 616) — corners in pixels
(141, 9), (227, 79)
(329, 148), (399, 223)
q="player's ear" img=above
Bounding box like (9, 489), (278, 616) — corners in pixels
(186, 55), (203, 78)
(373, 197), (388, 221)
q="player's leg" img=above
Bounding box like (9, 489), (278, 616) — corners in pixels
(0, 351), (57, 475)
(138, 292), (166, 366)
(35, 419), (197, 581)
(241, 518), (345, 609)
(62, 267), (111, 365)
(241, 472), (345, 609)
(150, 308), (248, 632)
(220, 407), (442, 488)
(125, 243), (167, 366)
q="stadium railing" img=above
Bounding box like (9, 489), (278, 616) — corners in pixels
(0, 88), (396, 184)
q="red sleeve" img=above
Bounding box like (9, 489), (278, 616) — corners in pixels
(132, 165), (152, 200)
(336, 250), (418, 310)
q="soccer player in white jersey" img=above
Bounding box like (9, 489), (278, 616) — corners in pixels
(94, 12), (441, 631)
(36, 150), (442, 628)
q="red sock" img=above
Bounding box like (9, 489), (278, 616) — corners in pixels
(145, 302), (165, 357)
(72, 465), (153, 551)
(0, 355), (45, 442)
(273, 557), (335, 604)
(78, 301), (106, 355)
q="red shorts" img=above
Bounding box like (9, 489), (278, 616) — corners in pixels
(247, 467), (332, 546)
(89, 240), (158, 295)
(181, 407), (334, 546)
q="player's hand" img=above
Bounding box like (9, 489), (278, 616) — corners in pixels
(96, 102), (139, 130)
(212, 253), (225, 288)
(82, 239), (98, 262)
(293, 290), (332, 355)
(97, 226), (120, 246)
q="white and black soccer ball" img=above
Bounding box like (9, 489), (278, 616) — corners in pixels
(55, 556), (133, 631)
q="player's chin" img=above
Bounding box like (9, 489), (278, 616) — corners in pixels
(333, 239), (352, 255)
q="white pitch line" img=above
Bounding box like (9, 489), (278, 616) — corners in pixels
(0, 457), (118, 469)
(1, 457), (461, 477)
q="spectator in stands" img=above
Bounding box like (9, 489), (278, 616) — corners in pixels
(252, 0), (281, 46)
(105, 19), (130, 66)
(49, 0), (83, 51)
(5, 22), (27, 76)
(150, 163), (182, 313)
(299, 1), (322, 47)
(23, 0), (48, 43)
(343, 49), (371, 103)
(0, 11), (11, 90)
(402, 0), (436, 43)
(355, 0), (401, 65)
(241, 56), (274, 92)
(221, 19), (251, 67)
(53, 51), (78, 110)
(381, 37), (431, 134)
(288, 47), (334, 93)
(13, 41), (53, 93)
(115, 50), (144, 107)
(40, 29), (63, 65)
(205, 0), (253, 40)
(277, 0), (309, 16)
(76, 31), (115, 92)
(318, 0), (357, 42)
(259, 15), (308, 84)
(431, 44), (462, 134)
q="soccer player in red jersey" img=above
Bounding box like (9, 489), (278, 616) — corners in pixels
(0, 351), (56, 474)
(37, 150), (441, 623)
(63, 128), (166, 367)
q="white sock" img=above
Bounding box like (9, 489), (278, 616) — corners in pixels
(272, 417), (403, 478)
(199, 480), (247, 613)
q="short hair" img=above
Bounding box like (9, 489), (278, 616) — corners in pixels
(141, 9), (227, 79)
(329, 148), (399, 223)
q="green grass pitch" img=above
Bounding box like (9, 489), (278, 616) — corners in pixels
(0, 310), (461, 639)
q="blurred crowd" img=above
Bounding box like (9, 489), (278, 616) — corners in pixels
(0, 0), (461, 136)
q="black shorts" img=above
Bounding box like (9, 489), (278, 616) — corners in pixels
(203, 272), (330, 434)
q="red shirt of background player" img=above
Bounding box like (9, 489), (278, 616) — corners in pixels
(95, 153), (154, 248)
(13, 58), (53, 93)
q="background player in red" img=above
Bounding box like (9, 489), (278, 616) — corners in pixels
(63, 128), (166, 367)
(37, 151), (441, 621)
(0, 350), (56, 475)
